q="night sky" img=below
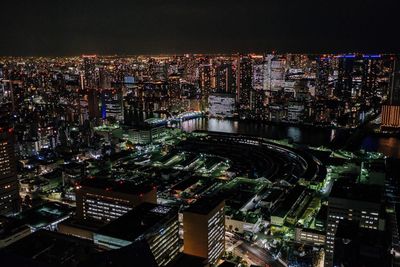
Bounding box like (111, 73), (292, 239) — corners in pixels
(1, 0), (399, 56)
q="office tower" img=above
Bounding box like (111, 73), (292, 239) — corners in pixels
(252, 61), (268, 91)
(82, 55), (97, 89)
(98, 66), (111, 89)
(101, 89), (123, 122)
(216, 63), (236, 94)
(389, 57), (400, 105)
(208, 93), (236, 118)
(250, 89), (265, 118)
(382, 57), (400, 129)
(332, 220), (390, 267)
(336, 54), (381, 99)
(0, 125), (19, 215)
(316, 56), (334, 97)
(199, 64), (213, 99)
(325, 180), (384, 267)
(75, 178), (157, 223)
(237, 57), (252, 109)
(87, 88), (100, 119)
(81, 55), (100, 121)
(94, 203), (180, 266)
(183, 197), (225, 264)
(264, 55), (286, 106)
(251, 60), (268, 117)
(336, 55), (360, 99)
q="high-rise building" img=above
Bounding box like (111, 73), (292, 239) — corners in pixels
(332, 219), (390, 267)
(93, 202), (180, 266)
(183, 197), (225, 264)
(208, 93), (236, 118)
(75, 178), (157, 224)
(325, 180), (385, 267)
(0, 125), (19, 215)
(101, 89), (123, 122)
(199, 64), (212, 99)
(382, 57), (400, 129)
(82, 55), (97, 89)
(216, 63), (236, 94)
(252, 61), (268, 91)
(389, 57), (400, 105)
(237, 57), (253, 109)
(316, 57), (334, 97)
(336, 54), (382, 99)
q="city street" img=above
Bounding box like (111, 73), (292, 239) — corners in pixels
(226, 232), (285, 267)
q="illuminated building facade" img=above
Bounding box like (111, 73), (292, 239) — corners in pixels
(382, 57), (400, 129)
(93, 203), (180, 266)
(208, 93), (236, 118)
(199, 64), (213, 99)
(325, 181), (384, 267)
(0, 126), (19, 215)
(75, 178), (157, 223)
(237, 57), (252, 109)
(101, 89), (123, 122)
(216, 63), (236, 94)
(183, 197), (225, 264)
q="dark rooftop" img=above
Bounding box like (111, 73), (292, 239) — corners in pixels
(184, 195), (225, 215)
(16, 202), (73, 230)
(79, 239), (158, 267)
(334, 220), (390, 267)
(97, 202), (177, 241)
(0, 216), (29, 240)
(167, 253), (207, 267)
(79, 177), (155, 196)
(329, 180), (382, 204)
(0, 230), (101, 267)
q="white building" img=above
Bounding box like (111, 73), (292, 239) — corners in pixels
(208, 93), (236, 118)
(287, 103), (305, 122)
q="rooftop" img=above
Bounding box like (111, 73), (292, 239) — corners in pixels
(184, 195), (224, 215)
(0, 230), (100, 267)
(16, 202), (73, 230)
(97, 202), (177, 241)
(0, 216), (29, 240)
(79, 177), (155, 196)
(329, 180), (382, 204)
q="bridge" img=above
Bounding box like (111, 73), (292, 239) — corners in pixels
(145, 111), (204, 126)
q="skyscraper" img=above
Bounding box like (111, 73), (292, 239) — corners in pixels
(93, 202), (180, 266)
(0, 125), (19, 215)
(101, 89), (123, 122)
(199, 64), (213, 99)
(216, 63), (236, 94)
(325, 180), (384, 267)
(75, 178), (157, 224)
(381, 56), (400, 129)
(183, 197), (225, 264)
(237, 57), (252, 109)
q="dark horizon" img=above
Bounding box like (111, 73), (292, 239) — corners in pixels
(1, 0), (399, 57)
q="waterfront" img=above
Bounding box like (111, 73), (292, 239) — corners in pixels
(180, 118), (400, 158)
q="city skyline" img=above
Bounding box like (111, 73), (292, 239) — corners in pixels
(1, 1), (400, 267)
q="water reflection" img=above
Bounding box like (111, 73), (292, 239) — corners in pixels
(208, 119), (237, 133)
(180, 118), (400, 158)
(180, 118), (336, 147)
(376, 138), (400, 158)
(287, 127), (302, 143)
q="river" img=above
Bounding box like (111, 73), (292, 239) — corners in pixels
(179, 118), (400, 158)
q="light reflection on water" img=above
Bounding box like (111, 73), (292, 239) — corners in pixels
(180, 118), (337, 147)
(373, 137), (400, 158)
(180, 118), (400, 158)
